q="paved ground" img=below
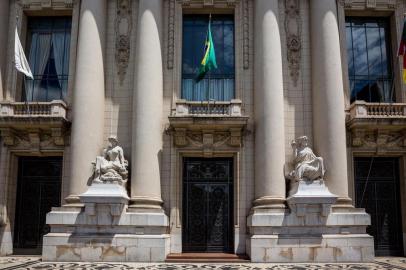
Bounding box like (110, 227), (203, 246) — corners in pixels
(1, 256), (406, 270)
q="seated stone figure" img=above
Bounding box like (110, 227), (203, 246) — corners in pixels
(287, 136), (325, 182)
(90, 136), (128, 185)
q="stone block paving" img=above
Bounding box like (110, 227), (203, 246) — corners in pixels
(1, 257), (406, 270)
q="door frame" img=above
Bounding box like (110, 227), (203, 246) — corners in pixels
(181, 156), (234, 253)
(12, 155), (63, 254)
(173, 151), (240, 254)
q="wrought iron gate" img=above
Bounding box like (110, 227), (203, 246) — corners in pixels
(182, 157), (234, 253)
(354, 157), (403, 256)
(13, 157), (62, 254)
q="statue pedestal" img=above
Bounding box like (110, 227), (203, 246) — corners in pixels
(42, 182), (169, 262)
(247, 180), (374, 263)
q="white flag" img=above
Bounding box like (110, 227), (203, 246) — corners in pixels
(14, 27), (33, 79)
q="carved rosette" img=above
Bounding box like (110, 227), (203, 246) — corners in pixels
(115, 0), (132, 84)
(284, 0), (301, 87)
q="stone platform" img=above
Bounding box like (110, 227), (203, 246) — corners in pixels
(1, 256), (406, 269)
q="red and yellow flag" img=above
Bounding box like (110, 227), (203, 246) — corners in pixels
(398, 18), (406, 83)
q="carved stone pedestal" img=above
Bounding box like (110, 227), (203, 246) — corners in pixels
(42, 183), (170, 262)
(247, 182), (374, 263)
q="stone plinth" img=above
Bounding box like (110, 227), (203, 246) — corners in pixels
(247, 183), (374, 263)
(42, 183), (170, 262)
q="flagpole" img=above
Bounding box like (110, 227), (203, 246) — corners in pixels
(207, 14), (211, 111)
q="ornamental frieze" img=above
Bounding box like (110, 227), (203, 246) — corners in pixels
(350, 129), (406, 152)
(338, 0), (397, 9)
(170, 128), (244, 157)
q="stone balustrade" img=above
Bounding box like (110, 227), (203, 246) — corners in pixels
(349, 101), (406, 119)
(174, 99), (242, 117)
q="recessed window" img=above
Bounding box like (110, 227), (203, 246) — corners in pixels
(345, 17), (394, 103)
(23, 17), (71, 102)
(182, 14), (235, 101)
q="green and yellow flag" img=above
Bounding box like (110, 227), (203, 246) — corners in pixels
(398, 18), (406, 83)
(196, 18), (217, 82)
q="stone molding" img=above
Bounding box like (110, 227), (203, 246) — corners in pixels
(338, 0), (397, 9)
(284, 0), (301, 86)
(18, 0), (75, 9)
(115, 0), (132, 84)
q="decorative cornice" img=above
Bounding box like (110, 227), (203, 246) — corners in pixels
(115, 0), (132, 85)
(284, 0), (301, 87)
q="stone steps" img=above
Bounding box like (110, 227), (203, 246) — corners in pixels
(165, 253), (250, 263)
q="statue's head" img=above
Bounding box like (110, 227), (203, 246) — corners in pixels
(108, 135), (119, 147)
(295, 136), (308, 148)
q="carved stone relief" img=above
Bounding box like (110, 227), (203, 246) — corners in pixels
(19, 0), (74, 9)
(0, 127), (68, 152)
(177, 0), (239, 6)
(243, 0), (250, 69)
(284, 0), (301, 87)
(338, 0), (397, 9)
(115, 0), (132, 84)
(350, 129), (406, 151)
(172, 128), (243, 157)
(167, 0), (175, 69)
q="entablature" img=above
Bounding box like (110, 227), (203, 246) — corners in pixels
(0, 100), (70, 151)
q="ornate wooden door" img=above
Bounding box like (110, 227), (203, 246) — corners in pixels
(354, 157), (403, 256)
(182, 158), (234, 253)
(13, 157), (62, 254)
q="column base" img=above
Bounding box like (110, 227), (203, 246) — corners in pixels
(129, 196), (164, 211)
(252, 196), (286, 210)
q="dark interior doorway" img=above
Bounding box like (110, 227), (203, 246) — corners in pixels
(182, 157), (234, 253)
(13, 156), (62, 255)
(354, 157), (403, 256)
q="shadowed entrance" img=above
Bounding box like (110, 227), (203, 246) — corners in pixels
(182, 157), (233, 253)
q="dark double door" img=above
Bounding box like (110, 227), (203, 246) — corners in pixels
(14, 157), (62, 254)
(354, 157), (403, 256)
(182, 158), (234, 253)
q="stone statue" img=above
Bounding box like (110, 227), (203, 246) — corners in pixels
(287, 136), (325, 182)
(90, 136), (128, 186)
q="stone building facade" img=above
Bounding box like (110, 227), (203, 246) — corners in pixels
(0, 0), (405, 263)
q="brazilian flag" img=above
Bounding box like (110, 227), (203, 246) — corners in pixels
(399, 18), (406, 83)
(196, 18), (217, 82)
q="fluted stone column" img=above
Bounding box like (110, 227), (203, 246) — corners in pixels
(66, 0), (107, 204)
(130, 0), (164, 210)
(310, 0), (351, 205)
(253, 0), (286, 209)
(0, 0), (9, 101)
